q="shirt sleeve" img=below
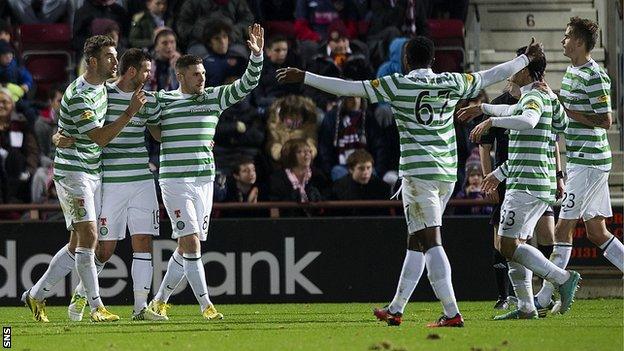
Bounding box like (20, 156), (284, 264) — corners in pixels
(588, 70), (611, 114)
(360, 75), (397, 104)
(304, 71), (369, 99)
(69, 95), (100, 134)
(551, 95), (568, 133)
(492, 160), (509, 181)
(144, 92), (161, 125)
(450, 72), (483, 99)
(213, 53), (263, 111)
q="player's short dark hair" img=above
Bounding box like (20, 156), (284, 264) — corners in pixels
(267, 34), (288, 49)
(175, 54), (202, 71)
(83, 35), (116, 61)
(203, 19), (232, 43)
(405, 36), (435, 69)
(281, 138), (311, 169)
(347, 149), (374, 170)
(233, 157), (255, 175)
(516, 46), (546, 81)
(153, 27), (176, 46)
(567, 16), (599, 52)
(119, 48), (152, 75)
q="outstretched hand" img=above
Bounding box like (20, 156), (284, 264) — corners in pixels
(276, 67), (305, 84)
(469, 118), (493, 143)
(247, 23), (264, 55)
(482, 172), (501, 195)
(457, 104), (483, 123)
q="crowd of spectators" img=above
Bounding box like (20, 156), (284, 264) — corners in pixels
(0, 0), (489, 218)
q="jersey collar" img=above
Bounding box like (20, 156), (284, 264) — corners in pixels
(406, 68), (435, 78)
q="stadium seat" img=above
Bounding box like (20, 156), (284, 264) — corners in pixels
(24, 55), (71, 100)
(16, 24), (74, 100)
(427, 19), (465, 73)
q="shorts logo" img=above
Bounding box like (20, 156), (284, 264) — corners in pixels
(99, 227), (109, 236)
(174, 209), (181, 218)
(77, 208), (87, 218)
(176, 221), (185, 230)
(72, 198), (86, 218)
(100, 218), (107, 226)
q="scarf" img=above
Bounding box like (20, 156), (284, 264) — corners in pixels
(285, 168), (312, 203)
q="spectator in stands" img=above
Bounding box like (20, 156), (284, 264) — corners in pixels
(34, 85), (63, 159)
(428, 0), (469, 22)
(0, 41), (33, 97)
(176, 0), (254, 55)
(318, 94), (386, 181)
(0, 88), (39, 203)
(147, 27), (180, 91)
(72, 0), (129, 54)
(7, 0), (74, 25)
(0, 20), (11, 43)
(295, 0), (361, 43)
(252, 35), (302, 114)
(269, 138), (327, 204)
(201, 19), (247, 88)
(454, 164), (492, 215)
(215, 157), (265, 202)
(249, 0), (296, 38)
(266, 95), (319, 164)
(0, 70), (26, 102)
(377, 37), (408, 77)
(331, 149), (389, 200)
(129, 0), (171, 49)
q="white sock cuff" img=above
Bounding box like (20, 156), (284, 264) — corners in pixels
(600, 235), (616, 250)
(133, 252), (152, 260)
(182, 252), (201, 260)
(554, 242), (573, 247)
(75, 247), (94, 256)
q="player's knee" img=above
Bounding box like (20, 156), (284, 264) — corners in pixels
(554, 219), (576, 243)
(407, 235), (424, 252)
(131, 235), (153, 253)
(498, 240), (517, 260)
(492, 249), (507, 267)
(95, 243), (116, 262)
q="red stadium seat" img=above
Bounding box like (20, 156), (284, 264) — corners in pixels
(16, 24), (74, 99)
(427, 19), (466, 73)
(24, 54), (71, 100)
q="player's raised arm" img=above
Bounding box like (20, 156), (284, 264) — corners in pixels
(276, 67), (369, 98)
(214, 24), (264, 111)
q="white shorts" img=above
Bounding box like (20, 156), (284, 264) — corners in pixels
(160, 180), (214, 241)
(98, 180), (160, 241)
(559, 167), (612, 221)
(401, 177), (454, 234)
(55, 174), (102, 231)
(498, 191), (550, 240)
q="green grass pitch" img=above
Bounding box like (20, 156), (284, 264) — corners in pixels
(2, 300), (622, 351)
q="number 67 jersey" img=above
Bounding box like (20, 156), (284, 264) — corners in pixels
(362, 71), (483, 183)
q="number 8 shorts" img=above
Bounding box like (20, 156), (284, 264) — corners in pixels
(498, 191), (550, 240)
(160, 180), (214, 241)
(559, 167), (612, 221)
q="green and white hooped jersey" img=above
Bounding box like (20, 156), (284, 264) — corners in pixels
(157, 54), (263, 182)
(559, 58), (612, 171)
(498, 88), (568, 204)
(362, 70), (483, 182)
(101, 83), (161, 184)
(54, 75), (107, 179)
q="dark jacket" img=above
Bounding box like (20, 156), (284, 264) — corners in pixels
(129, 10), (173, 49)
(0, 58), (34, 91)
(73, 0), (129, 51)
(0, 112), (39, 203)
(176, 0), (254, 47)
(202, 48), (247, 88)
(269, 168), (328, 216)
(330, 174), (390, 216)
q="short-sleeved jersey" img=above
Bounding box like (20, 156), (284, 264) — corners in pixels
(559, 59), (612, 171)
(101, 83), (161, 183)
(157, 54), (262, 183)
(362, 70), (483, 182)
(54, 75), (107, 179)
(498, 89), (568, 204)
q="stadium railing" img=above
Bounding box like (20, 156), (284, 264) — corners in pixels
(0, 199), (498, 220)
